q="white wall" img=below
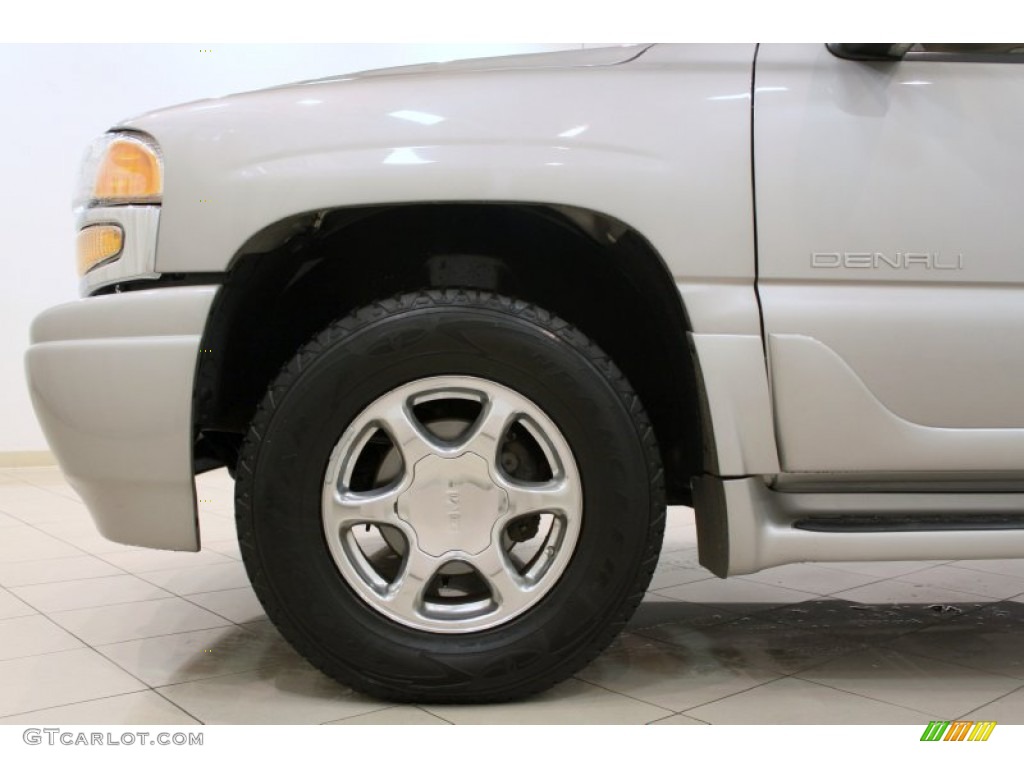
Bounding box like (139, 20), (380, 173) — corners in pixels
(0, 44), (580, 454)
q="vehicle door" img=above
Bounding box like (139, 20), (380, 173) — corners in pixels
(755, 43), (1024, 478)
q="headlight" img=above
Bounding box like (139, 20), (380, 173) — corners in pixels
(74, 132), (163, 210)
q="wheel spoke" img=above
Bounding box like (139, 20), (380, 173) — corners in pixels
(376, 400), (438, 466)
(384, 547), (439, 618)
(325, 487), (402, 530)
(455, 396), (516, 462)
(470, 543), (533, 615)
(503, 477), (577, 517)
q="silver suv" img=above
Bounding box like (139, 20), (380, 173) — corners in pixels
(25, 43), (1024, 702)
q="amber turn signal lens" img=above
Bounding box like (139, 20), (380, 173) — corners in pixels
(76, 225), (124, 275)
(93, 138), (162, 202)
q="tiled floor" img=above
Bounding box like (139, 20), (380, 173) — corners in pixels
(2, 465), (1024, 724)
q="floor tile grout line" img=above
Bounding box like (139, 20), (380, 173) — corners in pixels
(0, 485), (90, 503)
(647, 576), (717, 592)
(655, 575), (839, 602)
(8, 569), (184, 606)
(0, 546), (135, 569)
(33, 611), (107, 653)
(21, 593), (193, 617)
(174, 590), (261, 626)
(318, 703), (407, 725)
(10, 475), (89, 503)
(783, 668), (980, 722)
(820, 574), (954, 599)
(732, 567), (909, 597)
(43, 592), (228, 615)
(318, 712), (384, 726)
(0, 563), (151, 590)
(0, 688), (178, 723)
(89, 619), (274, 655)
(944, 560), (1024, 578)
(91, 548), (237, 572)
(130, 565), (250, 595)
(737, 561), (1009, 602)
(0, 585), (40, 618)
(811, 571), (1024, 605)
(147, 686), (206, 725)
(646, 712), (710, 725)
(672, 671), (795, 719)
(561, 674), (681, 717)
(40, 609), (237, 648)
(754, 569), (923, 600)
(675, 668), (936, 723)
(0, 503), (87, 523)
(146, 657), (326, 698)
(813, 561), (951, 579)
(0, 610), (89, 662)
(882, 575), (1024, 602)
(418, 706), (456, 725)
(104, 651), (311, 693)
(153, 584), (254, 602)
(626, 606), (775, 642)
(868, 629), (1024, 683)
(956, 678), (1024, 720)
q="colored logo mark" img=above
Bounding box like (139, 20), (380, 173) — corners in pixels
(920, 721), (996, 742)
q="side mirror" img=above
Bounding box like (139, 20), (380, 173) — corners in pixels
(827, 44), (913, 61)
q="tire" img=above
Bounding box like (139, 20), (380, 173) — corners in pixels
(235, 289), (665, 703)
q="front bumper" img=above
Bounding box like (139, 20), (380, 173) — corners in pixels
(25, 286), (218, 551)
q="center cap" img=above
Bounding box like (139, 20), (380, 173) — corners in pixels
(396, 453), (508, 557)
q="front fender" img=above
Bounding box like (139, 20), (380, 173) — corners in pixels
(124, 44), (759, 335)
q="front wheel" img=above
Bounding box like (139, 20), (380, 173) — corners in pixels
(235, 290), (665, 703)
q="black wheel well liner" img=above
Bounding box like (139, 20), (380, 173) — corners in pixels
(193, 202), (704, 504)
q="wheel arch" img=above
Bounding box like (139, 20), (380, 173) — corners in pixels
(193, 201), (705, 504)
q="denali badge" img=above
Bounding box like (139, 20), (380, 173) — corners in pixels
(811, 252), (964, 270)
